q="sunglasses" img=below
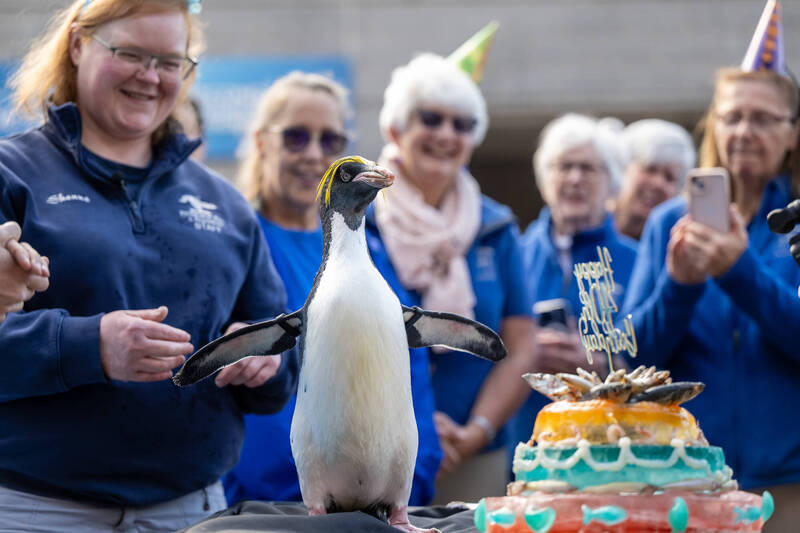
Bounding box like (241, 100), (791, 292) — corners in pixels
(268, 126), (348, 157)
(416, 109), (477, 134)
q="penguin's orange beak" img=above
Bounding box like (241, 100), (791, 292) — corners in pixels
(353, 166), (394, 189)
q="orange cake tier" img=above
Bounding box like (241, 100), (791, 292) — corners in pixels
(532, 399), (703, 446)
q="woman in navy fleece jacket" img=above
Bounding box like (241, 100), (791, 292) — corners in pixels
(0, 1), (297, 531)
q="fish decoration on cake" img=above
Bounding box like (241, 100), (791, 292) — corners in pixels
(522, 365), (704, 406)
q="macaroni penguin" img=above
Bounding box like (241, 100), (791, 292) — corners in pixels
(174, 156), (507, 532)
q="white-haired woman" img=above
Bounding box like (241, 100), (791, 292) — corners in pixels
(365, 53), (536, 503)
(508, 114), (638, 453)
(611, 119), (696, 240)
(223, 71), (442, 507)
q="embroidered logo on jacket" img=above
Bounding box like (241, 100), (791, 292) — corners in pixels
(46, 193), (91, 205)
(475, 246), (497, 281)
(178, 194), (225, 233)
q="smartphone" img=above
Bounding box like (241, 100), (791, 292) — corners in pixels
(533, 299), (571, 331)
(687, 167), (730, 233)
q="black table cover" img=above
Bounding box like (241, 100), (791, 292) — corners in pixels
(177, 501), (481, 533)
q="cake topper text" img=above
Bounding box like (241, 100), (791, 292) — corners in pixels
(573, 246), (637, 372)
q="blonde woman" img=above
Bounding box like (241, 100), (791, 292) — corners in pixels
(0, 1), (297, 531)
(623, 67), (800, 532)
(224, 71), (442, 506)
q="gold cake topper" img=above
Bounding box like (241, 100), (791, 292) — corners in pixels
(573, 246), (637, 372)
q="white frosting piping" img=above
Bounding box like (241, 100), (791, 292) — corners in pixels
(514, 438), (729, 484)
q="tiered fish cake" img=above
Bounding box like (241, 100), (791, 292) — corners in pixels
(474, 366), (773, 533)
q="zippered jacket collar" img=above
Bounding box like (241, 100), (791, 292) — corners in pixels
(525, 206), (621, 250)
(42, 102), (202, 183)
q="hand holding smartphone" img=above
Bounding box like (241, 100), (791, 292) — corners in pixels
(687, 167), (731, 233)
(533, 299), (571, 332)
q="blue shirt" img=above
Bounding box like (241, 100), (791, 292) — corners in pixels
(366, 195), (534, 452)
(621, 175), (800, 489)
(509, 209), (638, 451)
(223, 215), (442, 505)
(82, 147), (149, 202)
(0, 103), (297, 506)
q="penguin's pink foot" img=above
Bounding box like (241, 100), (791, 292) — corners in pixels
(307, 505), (326, 516)
(388, 505), (441, 533)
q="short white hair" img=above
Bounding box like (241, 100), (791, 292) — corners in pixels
(620, 119), (696, 186)
(533, 113), (624, 193)
(379, 53), (488, 145)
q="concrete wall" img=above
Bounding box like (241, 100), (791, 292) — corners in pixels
(2, 0), (798, 224)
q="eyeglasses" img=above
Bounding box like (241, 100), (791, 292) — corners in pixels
(716, 110), (794, 131)
(267, 126), (348, 156)
(81, 0), (202, 16)
(552, 160), (606, 176)
(91, 34), (198, 80)
(416, 109), (477, 134)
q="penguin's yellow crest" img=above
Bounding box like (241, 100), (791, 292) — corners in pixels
(316, 155), (373, 206)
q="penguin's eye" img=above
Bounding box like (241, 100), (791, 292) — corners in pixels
(340, 170), (352, 182)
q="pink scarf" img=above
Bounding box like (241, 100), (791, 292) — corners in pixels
(375, 144), (482, 319)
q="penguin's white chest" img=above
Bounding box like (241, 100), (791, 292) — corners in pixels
(291, 213), (416, 508)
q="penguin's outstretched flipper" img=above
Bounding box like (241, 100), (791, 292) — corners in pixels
(173, 310), (303, 386)
(401, 305), (506, 361)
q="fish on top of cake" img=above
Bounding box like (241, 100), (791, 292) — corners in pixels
(520, 365), (707, 450)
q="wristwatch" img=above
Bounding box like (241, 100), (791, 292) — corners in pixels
(469, 415), (497, 442)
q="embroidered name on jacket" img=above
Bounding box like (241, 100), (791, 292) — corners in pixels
(46, 193), (91, 205)
(178, 194), (225, 233)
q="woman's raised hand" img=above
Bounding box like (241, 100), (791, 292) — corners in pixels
(0, 221), (49, 321)
(99, 306), (193, 382)
(668, 206), (748, 284)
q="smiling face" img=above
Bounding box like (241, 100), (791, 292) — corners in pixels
(617, 160), (682, 238)
(390, 106), (475, 200)
(70, 11), (188, 145)
(713, 78), (799, 185)
(542, 142), (612, 235)
(258, 88), (346, 215)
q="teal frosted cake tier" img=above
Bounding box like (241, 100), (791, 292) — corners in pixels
(513, 438), (733, 491)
